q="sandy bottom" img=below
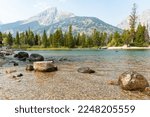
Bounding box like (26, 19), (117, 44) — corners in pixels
(0, 61), (150, 100)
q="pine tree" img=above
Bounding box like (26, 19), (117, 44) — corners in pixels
(80, 33), (86, 48)
(7, 32), (13, 46)
(34, 34), (39, 45)
(144, 24), (150, 44)
(135, 24), (148, 47)
(42, 30), (48, 48)
(53, 29), (60, 47)
(67, 25), (74, 48)
(121, 30), (130, 46)
(129, 3), (138, 44)
(108, 32), (121, 46)
(92, 29), (100, 46)
(15, 32), (20, 47)
(20, 32), (26, 45)
(48, 34), (53, 47)
(86, 36), (93, 48)
(28, 30), (34, 46)
(75, 33), (80, 46)
(63, 32), (68, 47)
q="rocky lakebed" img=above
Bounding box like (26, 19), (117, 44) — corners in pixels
(0, 51), (150, 100)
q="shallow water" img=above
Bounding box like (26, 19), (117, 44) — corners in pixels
(0, 50), (150, 100)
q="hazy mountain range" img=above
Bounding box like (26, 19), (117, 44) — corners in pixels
(118, 9), (150, 34)
(0, 7), (121, 35)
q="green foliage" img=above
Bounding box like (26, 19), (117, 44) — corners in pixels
(7, 32), (13, 46)
(129, 3), (138, 44)
(134, 24), (149, 47)
(52, 28), (63, 47)
(67, 25), (74, 48)
(42, 30), (48, 48)
(15, 32), (20, 46)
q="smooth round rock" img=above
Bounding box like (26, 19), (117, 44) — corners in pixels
(29, 54), (44, 62)
(14, 52), (29, 59)
(118, 71), (149, 91)
(33, 61), (57, 72)
(77, 67), (95, 74)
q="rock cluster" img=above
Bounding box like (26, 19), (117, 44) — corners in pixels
(14, 52), (44, 62)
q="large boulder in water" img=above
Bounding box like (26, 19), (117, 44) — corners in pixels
(118, 71), (149, 91)
(77, 67), (95, 74)
(33, 61), (57, 72)
(14, 52), (29, 61)
(28, 54), (44, 62)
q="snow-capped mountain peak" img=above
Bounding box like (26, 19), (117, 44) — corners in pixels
(23, 7), (75, 26)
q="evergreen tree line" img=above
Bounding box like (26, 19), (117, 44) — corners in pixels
(0, 26), (109, 48)
(0, 23), (149, 49)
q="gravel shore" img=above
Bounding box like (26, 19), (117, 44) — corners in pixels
(0, 60), (150, 100)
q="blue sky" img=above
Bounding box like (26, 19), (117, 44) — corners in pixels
(0, 0), (150, 25)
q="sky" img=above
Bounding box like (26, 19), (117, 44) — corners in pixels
(0, 0), (150, 26)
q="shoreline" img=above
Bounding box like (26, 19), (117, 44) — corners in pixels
(26, 47), (150, 51)
(107, 46), (150, 50)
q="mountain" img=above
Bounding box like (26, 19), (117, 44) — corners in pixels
(118, 9), (150, 34)
(36, 16), (121, 35)
(0, 7), (121, 35)
(22, 7), (75, 26)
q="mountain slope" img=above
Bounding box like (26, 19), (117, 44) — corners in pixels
(36, 16), (121, 34)
(118, 9), (150, 34)
(0, 7), (121, 35)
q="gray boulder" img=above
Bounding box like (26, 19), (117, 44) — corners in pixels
(118, 71), (149, 91)
(33, 61), (57, 72)
(28, 54), (44, 62)
(14, 52), (29, 61)
(77, 67), (95, 74)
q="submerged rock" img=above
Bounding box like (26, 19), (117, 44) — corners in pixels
(77, 67), (95, 74)
(9, 61), (19, 66)
(28, 54), (44, 62)
(118, 71), (149, 91)
(33, 61), (57, 72)
(26, 64), (34, 71)
(14, 52), (29, 61)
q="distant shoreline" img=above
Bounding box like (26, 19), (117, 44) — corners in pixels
(26, 47), (150, 51)
(107, 46), (150, 50)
